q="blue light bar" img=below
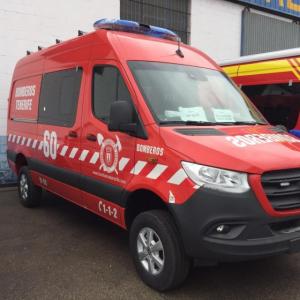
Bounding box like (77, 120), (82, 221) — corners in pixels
(93, 18), (179, 42)
(290, 129), (300, 138)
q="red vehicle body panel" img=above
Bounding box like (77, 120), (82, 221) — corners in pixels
(7, 29), (300, 234)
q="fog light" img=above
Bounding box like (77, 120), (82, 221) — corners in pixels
(207, 223), (246, 240)
(215, 224), (230, 234)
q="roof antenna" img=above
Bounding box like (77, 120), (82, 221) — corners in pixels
(176, 37), (184, 58)
(78, 30), (86, 36)
(56, 39), (62, 44)
(26, 50), (32, 55)
(37, 46), (44, 51)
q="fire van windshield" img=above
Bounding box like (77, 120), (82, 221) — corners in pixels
(128, 61), (267, 126)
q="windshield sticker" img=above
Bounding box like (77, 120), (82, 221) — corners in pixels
(213, 109), (235, 123)
(179, 107), (207, 122)
(164, 107), (207, 122)
(226, 134), (300, 148)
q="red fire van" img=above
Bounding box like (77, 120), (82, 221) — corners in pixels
(6, 19), (300, 291)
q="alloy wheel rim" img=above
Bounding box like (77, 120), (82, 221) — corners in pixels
(137, 227), (165, 276)
(19, 174), (29, 200)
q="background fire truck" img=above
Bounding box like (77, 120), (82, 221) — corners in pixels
(221, 48), (300, 137)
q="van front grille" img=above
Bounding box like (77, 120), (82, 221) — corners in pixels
(261, 169), (300, 211)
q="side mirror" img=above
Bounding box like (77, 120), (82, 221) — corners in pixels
(108, 101), (137, 133)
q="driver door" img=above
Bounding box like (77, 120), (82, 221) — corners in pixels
(80, 60), (137, 226)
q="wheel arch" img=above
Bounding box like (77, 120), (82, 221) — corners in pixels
(15, 153), (28, 175)
(125, 189), (173, 229)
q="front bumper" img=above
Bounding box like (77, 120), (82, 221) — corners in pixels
(169, 187), (300, 262)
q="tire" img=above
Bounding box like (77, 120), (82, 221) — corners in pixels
(18, 166), (42, 208)
(130, 210), (191, 291)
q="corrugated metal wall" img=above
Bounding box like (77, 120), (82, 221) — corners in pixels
(120, 0), (191, 43)
(242, 10), (300, 56)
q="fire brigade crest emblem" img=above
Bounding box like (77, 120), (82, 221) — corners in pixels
(97, 133), (122, 174)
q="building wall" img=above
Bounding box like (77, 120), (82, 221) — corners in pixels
(190, 0), (244, 61)
(0, 0), (119, 135)
(0, 0), (119, 184)
(0, 0), (297, 184)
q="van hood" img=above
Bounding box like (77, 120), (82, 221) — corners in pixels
(160, 125), (300, 174)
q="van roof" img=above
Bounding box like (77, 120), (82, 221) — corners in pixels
(220, 48), (300, 66)
(13, 29), (218, 80)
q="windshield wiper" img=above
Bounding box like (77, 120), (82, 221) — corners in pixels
(159, 120), (217, 126)
(159, 120), (268, 126)
(221, 121), (267, 125)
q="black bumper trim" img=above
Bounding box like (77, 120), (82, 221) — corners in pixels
(28, 158), (128, 207)
(169, 187), (300, 262)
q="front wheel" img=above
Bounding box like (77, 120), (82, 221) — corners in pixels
(130, 210), (191, 291)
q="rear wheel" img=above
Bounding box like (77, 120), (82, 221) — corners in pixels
(130, 210), (191, 291)
(18, 166), (42, 208)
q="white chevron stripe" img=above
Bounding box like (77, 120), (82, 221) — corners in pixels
(69, 148), (78, 158)
(90, 152), (99, 164)
(12, 135), (16, 143)
(79, 150), (89, 161)
(32, 140), (38, 149)
(38, 141), (43, 150)
(8, 134), (12, 142)
(167, 169), (188, 185)
(21, 137), (26, 145)
(130, 161), (147, 175)
(26, 138), (32, 147)
(146, 164), (168, 179)
(119, 157), (130, 171)
(16, 136), (21, 144)
(60, 145), (68, 156)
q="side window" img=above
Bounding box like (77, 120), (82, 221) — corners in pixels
(38, 68), (82, 127)
(93, 66), (132, 123)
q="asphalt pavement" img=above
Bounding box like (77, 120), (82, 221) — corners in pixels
(1, 187), (300, 300)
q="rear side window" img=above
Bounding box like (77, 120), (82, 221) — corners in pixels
(10, 75), (42, 122)
(93, 66), (132, 123)
(38, 68), (82, 127)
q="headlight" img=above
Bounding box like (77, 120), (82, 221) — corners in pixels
(181, 162), (250, 193)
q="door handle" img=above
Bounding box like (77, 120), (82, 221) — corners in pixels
(86, 133), (97, 142)
(68, 131), (78, 138)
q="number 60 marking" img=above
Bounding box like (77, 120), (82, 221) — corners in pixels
(43, 130), (57, 160)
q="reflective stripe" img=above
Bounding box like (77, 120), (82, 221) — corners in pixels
(119, 157), (130, 171)
(69, 148), (78, 159)
(32, 140), (38, 149)
(90, 152), (99, 164)
(60, 145), (68, 156)
(38, 141), (44, 150)
(26, 138), (32, 147)
(167, 169), (188, 185)
(6, 134), (192, 188)
(79, 150), (89, 161)
(146, 164), (168, 179)
(130, 161), (147, 175)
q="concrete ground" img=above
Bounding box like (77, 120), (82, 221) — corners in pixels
(1, 188), (300, 300)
